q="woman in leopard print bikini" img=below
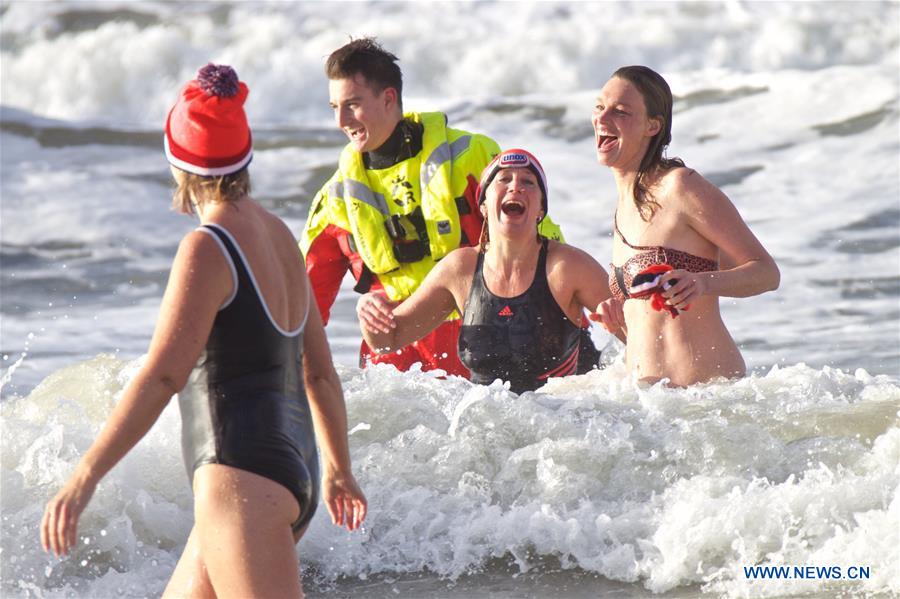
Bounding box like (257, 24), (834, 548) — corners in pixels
(591, 66), (780, 386)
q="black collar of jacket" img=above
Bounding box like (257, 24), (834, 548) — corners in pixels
(363, 119), (424, 170)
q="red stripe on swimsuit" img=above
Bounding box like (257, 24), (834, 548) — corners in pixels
(537, 345), (580, 380)
(609, 215), (718, 302)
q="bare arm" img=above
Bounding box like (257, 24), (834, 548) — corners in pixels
(575, 256), (627, 344)
(548, 243), (626, 343)
(303, 291), (366, 531)
(661, 171), (780, 310)
(41, 231), (231, 556)
(567, 247), (614, 317)
(357, 251), (467, 353)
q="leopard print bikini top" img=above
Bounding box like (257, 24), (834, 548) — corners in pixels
(609, 215), (718, 302)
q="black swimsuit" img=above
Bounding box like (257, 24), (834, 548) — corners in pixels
(458, 239), (582, 394)
(178, 224), (319, 534)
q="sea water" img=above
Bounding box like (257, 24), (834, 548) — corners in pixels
(1, 2), (898, 597)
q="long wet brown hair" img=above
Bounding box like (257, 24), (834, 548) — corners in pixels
(612, 65), (685, 220)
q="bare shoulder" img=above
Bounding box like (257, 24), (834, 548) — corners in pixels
(260, 209), (306, 261)
(179, 228), (227, 263)
(661, 166), (702, 192)
(168, 229), (234, 305)
(437, 245), (480, 276)
(663, 166), (730, 213)
(547, 239), (597, 265)
(261, 208), (296, 238)
(421, 246), (480, 305)
(546, 240), (607, 276)
(265, 209), (292, 233)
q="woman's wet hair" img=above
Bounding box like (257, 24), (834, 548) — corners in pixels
(612, 65), (685, 220)
(326, 37), (403, 110)
(172, 167), (251, 215)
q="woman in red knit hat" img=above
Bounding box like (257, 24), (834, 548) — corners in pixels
(40, 64), (366, 597)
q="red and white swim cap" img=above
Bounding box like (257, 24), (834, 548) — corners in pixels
(477, 148), (548, 214)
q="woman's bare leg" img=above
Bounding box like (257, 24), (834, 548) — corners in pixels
(162, 527), (216, 599)
(192, 464), (304, 598)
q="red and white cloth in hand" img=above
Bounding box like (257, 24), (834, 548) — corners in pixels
(628, 264), (687, 318)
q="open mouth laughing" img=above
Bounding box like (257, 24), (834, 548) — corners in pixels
(501, 199), (526, 216)
(597, 132), (618, 152)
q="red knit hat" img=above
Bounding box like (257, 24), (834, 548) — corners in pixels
(477, 148), (548, 215)
(164, 64), (252, 176)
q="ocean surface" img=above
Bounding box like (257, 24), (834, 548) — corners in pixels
(1, 1), (898, 597)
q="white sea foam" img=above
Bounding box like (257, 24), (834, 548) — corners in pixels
(2, 357), (897, 596)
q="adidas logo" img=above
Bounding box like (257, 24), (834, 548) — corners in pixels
(498, 305), (513, 317)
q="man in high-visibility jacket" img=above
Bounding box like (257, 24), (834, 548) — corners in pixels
(300, 37), (600, 377)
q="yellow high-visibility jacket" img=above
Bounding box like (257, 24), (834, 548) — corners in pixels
(300, 111), (563, 323)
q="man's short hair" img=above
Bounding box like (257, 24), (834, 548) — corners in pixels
(326, 37), (403, 106)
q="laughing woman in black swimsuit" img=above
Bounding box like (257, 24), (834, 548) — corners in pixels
(41, 65), (366, 598)
(591, 66), (780, 386)
(357, 149), (618, 394)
